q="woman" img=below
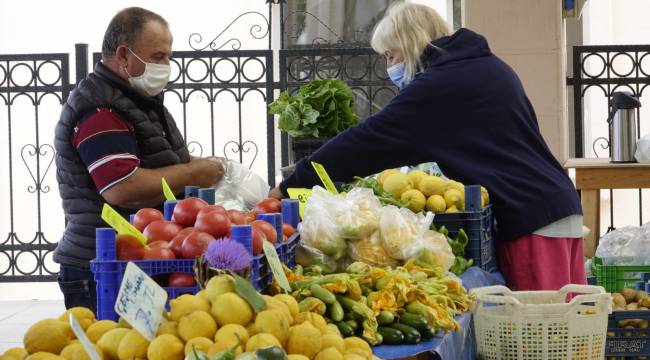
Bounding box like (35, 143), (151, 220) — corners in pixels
(271, 3), (585, 291)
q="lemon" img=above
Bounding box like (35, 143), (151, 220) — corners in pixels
(446, 205), (460, 213)
(116, 318), (131, 329)
(382, 173), (412, 198)
(342, 354), (366, 360)
(426, 195), (446, 213)
(179, 310), (218, 342)
(206, 337), (243, 357)
(196, 290), (209, 302)
(262, 295), (293, 325)
(287, 356), (310, 360)
(407, 170), (428, 188)
(287, 322), (321, 359)
(60, 343), (104, 360)
(117, 329), (149, 360)
(184, 337), (213, 356)
(343, 337), (372, 357)
(443, 189), (463, 209)
(211, 293), (253, 326)
(400, 189), (426, 213)
(321, 332), (345, 354)
(315, 347), (343, 360)
(481, 186), (490, 206)
(293, 312), (327, 333)
(445, 180), (464, 192)
(376, 169), (400, 187)
(3, 348), (28, 360)
(59, 308), (95, 331)
(245, 333), (281, 353)
(147, 335), (184, 360)
(156, 320), (179, 337)
(204, 275), (235, 303)
(85, 320), (118, 343)
(254, 309), (289, 345)
(25, 353), (66, 360)
(97, 328), (129, 360)
(417, 176), (445, 197)
(214, 324), (249, 346)
(273, 294), (299, 318)
(169, 294), (210, 321)
(23, 319), (71, 355)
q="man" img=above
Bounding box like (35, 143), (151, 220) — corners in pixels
(53, 7), (223, 312)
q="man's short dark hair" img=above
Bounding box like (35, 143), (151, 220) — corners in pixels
(102, 7), (168, 60)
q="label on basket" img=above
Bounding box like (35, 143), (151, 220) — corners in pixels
(287, 188), (312, 218)
(69, 314), (102, 360)
(263, 240), (291, 293)
(161, 177), (176, 201)
(114, 262), (168, 341)
(311, 162), (338, 194)
(101, 204), (147, 246)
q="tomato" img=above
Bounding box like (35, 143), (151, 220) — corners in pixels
(172, 197), (208, 227)
(195, 211), (231, 239)
(132, 208), (164, 232)
(143, 220), (183, 243)
(143, 246), (176, 260)
(196, 205), (227, 222)
(226, 209), (246, 225)
(244, 211), (257, 224)
(282, 223), (296, 238)
(181, 231), (215, 259)
(169, 227), (194, 258)
(251, 228), (265, 256)
(148, 240), (170, 249)
(168, 273), (196, 287)
(252, 220), (277, 244)
(254, 198), (281, 214)
(116, 234), (145, 260)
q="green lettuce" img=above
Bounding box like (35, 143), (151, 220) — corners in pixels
(269, 78), (359, 138)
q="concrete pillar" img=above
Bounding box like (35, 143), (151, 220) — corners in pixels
(464, 0), (569, 162)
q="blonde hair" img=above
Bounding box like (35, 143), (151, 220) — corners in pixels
(371, 2), (451, 86)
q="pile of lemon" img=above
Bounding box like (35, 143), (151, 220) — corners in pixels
(377, 169), (489, 214)
(1, 275), (379, 360)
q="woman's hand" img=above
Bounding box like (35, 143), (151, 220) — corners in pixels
(269, 186), (284, 199)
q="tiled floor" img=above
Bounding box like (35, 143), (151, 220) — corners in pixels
(0, 300), (65, 353)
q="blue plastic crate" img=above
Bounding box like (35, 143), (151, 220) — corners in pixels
(432, 204), (496, 273)
(606, 310), (650, 358)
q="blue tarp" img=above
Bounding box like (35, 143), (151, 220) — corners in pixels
(372, 267), (505, 360)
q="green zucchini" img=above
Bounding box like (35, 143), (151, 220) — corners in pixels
(377, 310), (395, 325)
(378, 327), (405, 345)
(389, 323), (421, 344)
(399, 312), (434, 339)
(310, 284), (336, 304)
(328, 300), (345, 322)
(345, 319), (359, 332)
(335, 321), (354, 337)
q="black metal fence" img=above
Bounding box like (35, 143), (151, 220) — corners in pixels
(0, 1), (395, 282)
(568, 45), (650, 232)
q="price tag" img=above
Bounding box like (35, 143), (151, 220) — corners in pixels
(311, 161), (338, 194)
(161, 178), (176, 201)
(101, 204), (147, 246)
(114, 262), (168, 341)
(287, 188), (312, 219)
(262, 240), (291, 293)
(69, 314), (101, 360)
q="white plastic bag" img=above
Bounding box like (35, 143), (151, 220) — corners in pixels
(378, 205), (434, 260)
(298, 187), (347, 260)
(336, 188), (381, 240)
(636, 133), (650, 163)
(212, 159), (269, 211)
(418, 230), (456, 273)
(595, 226), (650, 265)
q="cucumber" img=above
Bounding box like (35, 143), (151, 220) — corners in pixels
(328, 300), (344, 322)
(374, 332), (383, 345)
(378, 327), (405, 345)
(344, 311), (362, 321)
(399, 312), (435, 338)
(335, 321), (354, 337)
(345, 319), (359, 332)
(389, 323), (421, 344)
(310, 284), (336, 304)
(377, 310), (395, 325)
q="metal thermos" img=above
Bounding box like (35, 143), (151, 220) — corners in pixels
(607, 92), (641, 163)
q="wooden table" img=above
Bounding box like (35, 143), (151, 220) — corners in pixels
(564, 158), (650, 257)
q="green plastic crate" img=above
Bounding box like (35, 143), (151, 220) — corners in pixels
(592, 256), (650, 292)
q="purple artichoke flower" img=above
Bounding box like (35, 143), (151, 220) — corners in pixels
(204, 238), (251, 272)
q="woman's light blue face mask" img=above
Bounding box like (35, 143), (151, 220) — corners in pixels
(387, 62), (406, 89)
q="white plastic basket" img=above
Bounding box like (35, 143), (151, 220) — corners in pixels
(471, 284), (612, 360)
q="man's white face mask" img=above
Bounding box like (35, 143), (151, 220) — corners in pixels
(124, 48), (171, 96)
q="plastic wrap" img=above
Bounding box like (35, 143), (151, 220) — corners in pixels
(211, 159), (269, 211)
(298, 187), (347, 260)
(348, 231), (399, 267)
(336, 188), (381, 240)
(595, 226), (650, 265)
(378, 205), (435, 260)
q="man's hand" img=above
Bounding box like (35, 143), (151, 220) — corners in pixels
(269, 186), (284, 199)
(189, 157), (225, 187)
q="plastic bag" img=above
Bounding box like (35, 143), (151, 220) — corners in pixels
(348, 231), (399, 267)
(212, 159), (269, 211)
(636, 133), (650, 163)
(378, 205), (434, 260)
(336, 188), (381, 240)
(595, 226), (650, 265)
(295, 244), (338, 274)
(418, 230), (455, 273)
(298, 187), (347, 260)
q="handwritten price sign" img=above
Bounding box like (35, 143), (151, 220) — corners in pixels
(114, 262), (167, 340)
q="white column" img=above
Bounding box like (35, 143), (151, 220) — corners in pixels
(464, 0), (569, 162)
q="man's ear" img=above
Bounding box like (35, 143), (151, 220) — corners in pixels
(115, 45), (129, 67)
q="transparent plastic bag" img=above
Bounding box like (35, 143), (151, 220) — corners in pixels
(212, 159), (269, 211)
(336, 188), (381, 240)
(348, 231), (399, 267)
(595, 226), (650, 265)
(418, 230), (455, 273)
(295, 244), (338, 274)
(378, 205), (435, 260)
(298, 187), (347, 260)
(636, 133), (650, 163)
